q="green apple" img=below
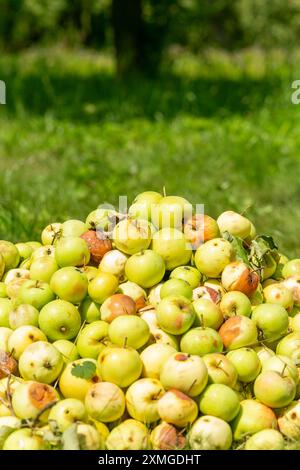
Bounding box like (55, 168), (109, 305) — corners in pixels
(220, 291), (252, 319)
(106, 419), (150, 450)
(125, 250), (165, 288)
(194, 238), (234, 278)
(193, 285), (220, 303)
(39, 299), (81, 341)
(263, 284), (294, 312)
(0, 327), (13, 352)
(148, 283), (163, 307)
(276, 331), (300, 361)
(227, 348), (261, 382)
(3, 268), (30, 285)
(98, 346), (142, 387)
(217, 211), (251, 239)
(6, 277), (32, 300)
(245, 429), (284, 450)
(140, 343), (177, 379)
(282, 259), (300, 278)
(113, 218), (151, 255)
(0, 241), (20, 272)
(290, 313), (300, 332)
(125, 378), (164, 423)
(99, 249), (128, 280)
(0, 299), (13, 327)
(9, 304), (39, 329)
(100, 293), (136, 323)
(79, 297), (101, 323)
(184, 214), (220, 249)
(29, 256), (59, 283)
(160, 278), (192, 300)
(160, 352), (208, 397)
(62, 219), (87, 238)
(48, 398), (87, 431)
(0, 254), (4, 280)
(80, 265), (98, 282)
(180, 327), (223, 356)
(129, 191), (162, 221)
(199, 384), (240, 422)
(85, 208), (118, 232)
(108, 315), (150, 349)
(19, 341), (63, 384)
(151, 228), (192, 270)
(77, 423), (103, 450)
(254, 370), (296, 408)
(53, 339), (79, 363)
(231, 399), (277, 441)
(3, 428), (45, 450)
(151, 195), (192, 230)
(55, 237), (90, 267)
(219, 316), (258, 350)
(41, 222), (62, 245)
(17, 280), (55, 310)
(12, 381), (58, 420)
(156, 295), (195, 335)
(277, 400), (300, 439)
(282, 276), (300, 306)
(153, 328), (179, 350)
(50, 267), (88, 304)
(31, 244), (55, 261)
(118, 281), (147, 310)
(189, 415), (232, 450)
(221, 261), (259, 297)
(193, 298), (223, 329)
(157, 389), (198, 427)
(203, 353), (238, 387)
(59, 358), (100, 400)
(77, 321), (109, 359)
(170, 266), (201, 289)
(8, 325), (47, 359)
(262, 354), (298, 385)
(85, 381), (125, 423)
(251, 303), (289, 342)
(88, 272), (119, 304)
(0, 282), (7, 298)
(253, 345), (275, 366)
(0, 416), (21, 449)
(151, 421), (186, 450)
(15, 243), (33, 261)
(88, 420), (109, 449)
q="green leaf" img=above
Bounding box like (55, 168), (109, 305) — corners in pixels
(63, 424), (80, 450)
(223, 231), (250, 265)
(71, 361), (96, 380)
(250, 235), (280, 269)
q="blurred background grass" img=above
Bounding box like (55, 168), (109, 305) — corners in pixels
(1, 1), (300, 257)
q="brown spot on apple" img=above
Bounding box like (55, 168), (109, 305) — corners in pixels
(219, 317), (242, 349)
(29, 382), (57, 409)
(175, 353), (188, 361)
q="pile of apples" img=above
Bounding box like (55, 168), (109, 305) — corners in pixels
(1, 191), (300, 451)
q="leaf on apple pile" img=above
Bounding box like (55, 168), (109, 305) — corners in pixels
(223, 231), (250, 266)
(62, 424), (80, 450)
(249, 235), (280, 269)
(71, 361), (96, 380)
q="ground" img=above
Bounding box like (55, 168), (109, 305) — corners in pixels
(0, 46), (300, 257)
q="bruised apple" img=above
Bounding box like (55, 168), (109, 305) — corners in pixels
(219, 316), (258, 350)
(221, 262), (259, 297)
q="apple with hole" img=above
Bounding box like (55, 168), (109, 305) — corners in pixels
(81, 230), (112, 264)
(221, 262), (259, 297)
(125, 378), (164, 423)
(118, 281), (147, 310)
(9, 304), (39, 329)
(0, 416), (21, 449)
(98, 346), (142, 388)
(231, 399), (277, 441)
(0, 241), (20, 272)
(194, 238), (234, 278)
(157, 389), (198, 427)
(140, 343), (176, 379)
(106, 419), (150, 450)
(227, 348), (261, 382)
(192, 298), (223, 329)
(170, 265), (201, 289)
(53, 339), (79, 363)
(276, 331), (300, 361)
(203, 353), (238, 387)
(180, 327), (223, 356)
(0, 282), (7, 298)
(151, 228), (192, 270)
(193, 285), (220, 303)
(220, 291), (252, 319)
(217, 211), (251, 239)
(39, 299), (81, 341)
(8, 325), (47, 359)
(0, 327), (13, 352)
(160, 353), (208, 397)
(253, 345), (275, 366)
(156, 295), (195, 335)
(198, 384), (240, 422)
(204, 279), (226, 299)
(100, 293), (136, 323)
(277, 400), (300, 439)
(244, 429), (284, 450)
(55, 236), (90, 267)
(263, 283), (294, 312)
(189, 415), (232, 450)
(160, 278), (192, 300)
(12, 381), (58, 421)
(48, 398), (87, 431)
(59, 358), (100, 400)
(251, 303), (289, 342)
(88, 272), (118, 304)
(282, 276), (300, 306)
(31, 244), (55, 261)
(108, 315), (150, 349)
(152, 328), (179, 350)
(3, 428), (45, 450)
(151, 421), (186, 450)
(151, 195), (192, 230)
(113, 218), (152, 255)
(29, 256), (58, 283)
(4, 276), (30, 298)
(129, 190), (162, 221)
(125, 250), (165, 289)
(85, 382), (125, 422)
(41, 222), (62, 245)
(26, 241), (42, 251)
(50, 267), (88, 304)
(79, 297), (101, 323)
(99, 249), (128, 281)
(85, 208), (119, 232)
(219, 316), (258, 350)
(254, 370), (296, 408)
(184, 214), (220, 249)
(18, 341), (63, 384)
(0, 299), (13, 327)
(17, 280), (55, 310)
(77, 321), (109, 359)
(282, 259), (300, 278)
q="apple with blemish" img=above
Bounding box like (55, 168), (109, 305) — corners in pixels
(41, 222), (62, 245)
(106, 419), (150, 450)
(113, 218), (152, 255)
(81, 230), (112, 264)
(152, 328), (179, 350)
(48, 398), (87, 431)
(8, 325), (47, 359)
(99, 249), (128, 280)
(184, 214), (220, 249)
(85, 382), (125, 422)
(118, 281), (147, 310)
(221, 261), (259, 297)
(263, 283), (294, 312)
(180, 327), (223, 356)
(192, 298), (223, 329)
(100, 293), (136, 323)
(39, 299), (81, 341)
(18, 341), (63, 384)
(151, 421), (186, 450)
(31, 245), (55, 261)
(156, 295), (195, 335)
(282, 276), (300, 306)
(12, 381), (58, 421)
(189, 415), (232, 450)
(4, 269), (30, 285)
(98, 346), (142, 388)
(194, 238), (234, 278)
(193, 285), (221, 303)
(85, 208), (119, 232)
(140, 343), (176, 379)
(203, 353), (238, 387)
(77, 423), (103, 450)
(9, 304), (39, 329)
(0, 350), (18, 378)
(277, 400), (300, 439)
(219, 316), (258, 350)
(157, 389), (198, 427)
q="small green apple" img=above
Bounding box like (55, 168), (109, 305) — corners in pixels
(0, 299), (13, 327)
(180, 327), (223, 356)
(100, 293), (136, 323)
(0, 416), (21, 449)
(29, 256), (58, 283)
(140, 343), (176, 379)
(194, 238), (234, 278)
(220, 291), (252, 319)
(19, 341), (64, 384)
(199, 384), (240, 422)
(113, 219), (152, 255)
(0, 282), (7, 298)
(126, 378), (165, 423)
(193, 298), (223, 329)
(157, 389), (198, 427)
(253, 345), (275, 366)
(62, 219), (87, 238)
(77, 321), (109, 359)
(85, 208), (118, 232)
(156, 295), (195, 335)
(151, 195), (192, 230)
(59, 358), (100, 400)
(263, 284), (294, 312)
(282, 259), (300, 278)
(160, 278), (192, 300)
(217, 211), (251, 239)
(55, 237), (90, 267)
(0, 327), (13, 352)
(170, 265), (201, 289)
(203, 353), (238, 387)
(50, 267), (88, 304)
(244, 429), (284, 450)
(189, 415), (232, 450)
(85, 381), (125, 422)
(88, 272), (119, 304)
(251, 303), (289, 342)
(8, 325), (47, 359)
(219, 316), (258, 350)
(125, 250), (165, 288)
(15, 243), (34, 261)
(184, 214), (220, 249)
(151, 228), (192, 270)
(3, 428), (45, 450)
(39, 299), (82, 341)
(48, 398), (87, 431)
(129, 191), (162, 221)
(0, 241), (20, 272)
(53, 339), (79, 363)
(108, 315), (150, 349)
(118, 281), (147, 310)
(17, 280), (55, 310)
(98, 345), (142, 388)
(254, 370), (296, 408)
(31, 244), (55, 261)
(41, 222), (62, 246)
(12, 381), (58, 421)
(106, 419), (150, 450)
(231, 399), (277, 441)
(153, 328), (179, 350)
(9, 304), (39, 329)
(227, 348), (261, 382)
(79, 297), (101, 323)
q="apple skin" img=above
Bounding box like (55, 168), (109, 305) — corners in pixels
(227, 348), (261, 382)
(53, 339), (79, 363)
(39, 299), (82, 341)
(55, 236), (90, 267)
(151, 228), (192, 270)
(290, 313), (300, 332)
(156, 295), (195, 335)
(244, 429), (284, 450)
(50, 267), (88, 304)
(221, 262), (259, 297)
(157, 389), (198, 427)
(254, 370), (296, 408)
(0, 416), (21, 449)
(194, 238), (234, 278)
(0, 298), (13, 327)
(217, 211), (251, 239)
(81, 230), (112, 264)
(99, 250), (128, 280)
(18, 341), (64, 384)
(59, 358), (100, 400)
(85, 208), (119, 232)
(129, 191), (162, 221)
(151, 195), (192, 230)
(125, 250), (165, 288)
(219, 316), (258, 350)
(118, 281), (147, 310)
(277, 400), (300, 439)
(3, 268), (30, 285)
(282, 276), (300, 307)
(113, 219), (152, 255)
(41, 222), (62, 245)
(100, 293), (136, 323)
(193, 285), (221, 303)
(148, 283), (163, 307)
(199, 384), (240, 422)
(180, 327), (223, 356)
(106, 419), (150, 450)
(3, 428), (45, 450)
(170, 265), (201, 289)
(188, 415), (232, 450)
(79, 297), (101, 323)
(151, 421), (186, 450)
(231, 399), (277, 441)
(140, 343), (177, 379)
(276, 331), (300, 361)
(17, 280), (55, 310)
(85, 382), (125, 422)
(8, 325), (47, 360)
(88, 272), (119, 304)
(251, 303), (289, 342)
(152, 328), (179, 350)
(253, 345), (275, 366)
(98, 346), (142, 388)
(109, 315), (150, 349)
(193, 298), (223, 329)
(77, 321), (109, 359)
(29, 256), (59, 283)
(48, 398), (87, 431)
(9, 304), (39, 330)
(31, 244), (55, 261)
(0, 327), (13, 352)
(12, 381), (58, 421)
(263, 283), (294, 312)
(282, 259), (300, 278)
(0, 282), (7, 298)
(184, 214), (220, 249)
(203, 353), (238, 387)
(160, 278), (193, 300)
(0, 241), (20, 272)
(262, 355), (299, 385)
(0, 254), (5, 280)
(220, 291), (252, 319)
(80, 265), (98, 282)
(125, 378), (165, 423)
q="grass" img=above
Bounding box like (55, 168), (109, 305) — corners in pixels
(1, 46), (300, 256)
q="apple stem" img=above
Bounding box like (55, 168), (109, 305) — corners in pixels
(123, 337), (128, 349)
(5, 374), (16, 417)
(31, 400), (58, 428)
(163, 186), (167, 197)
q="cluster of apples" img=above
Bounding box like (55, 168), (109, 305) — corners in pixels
(0, 191), (300, 451)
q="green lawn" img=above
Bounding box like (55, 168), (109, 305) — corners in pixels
(1, 46), (300, 257)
